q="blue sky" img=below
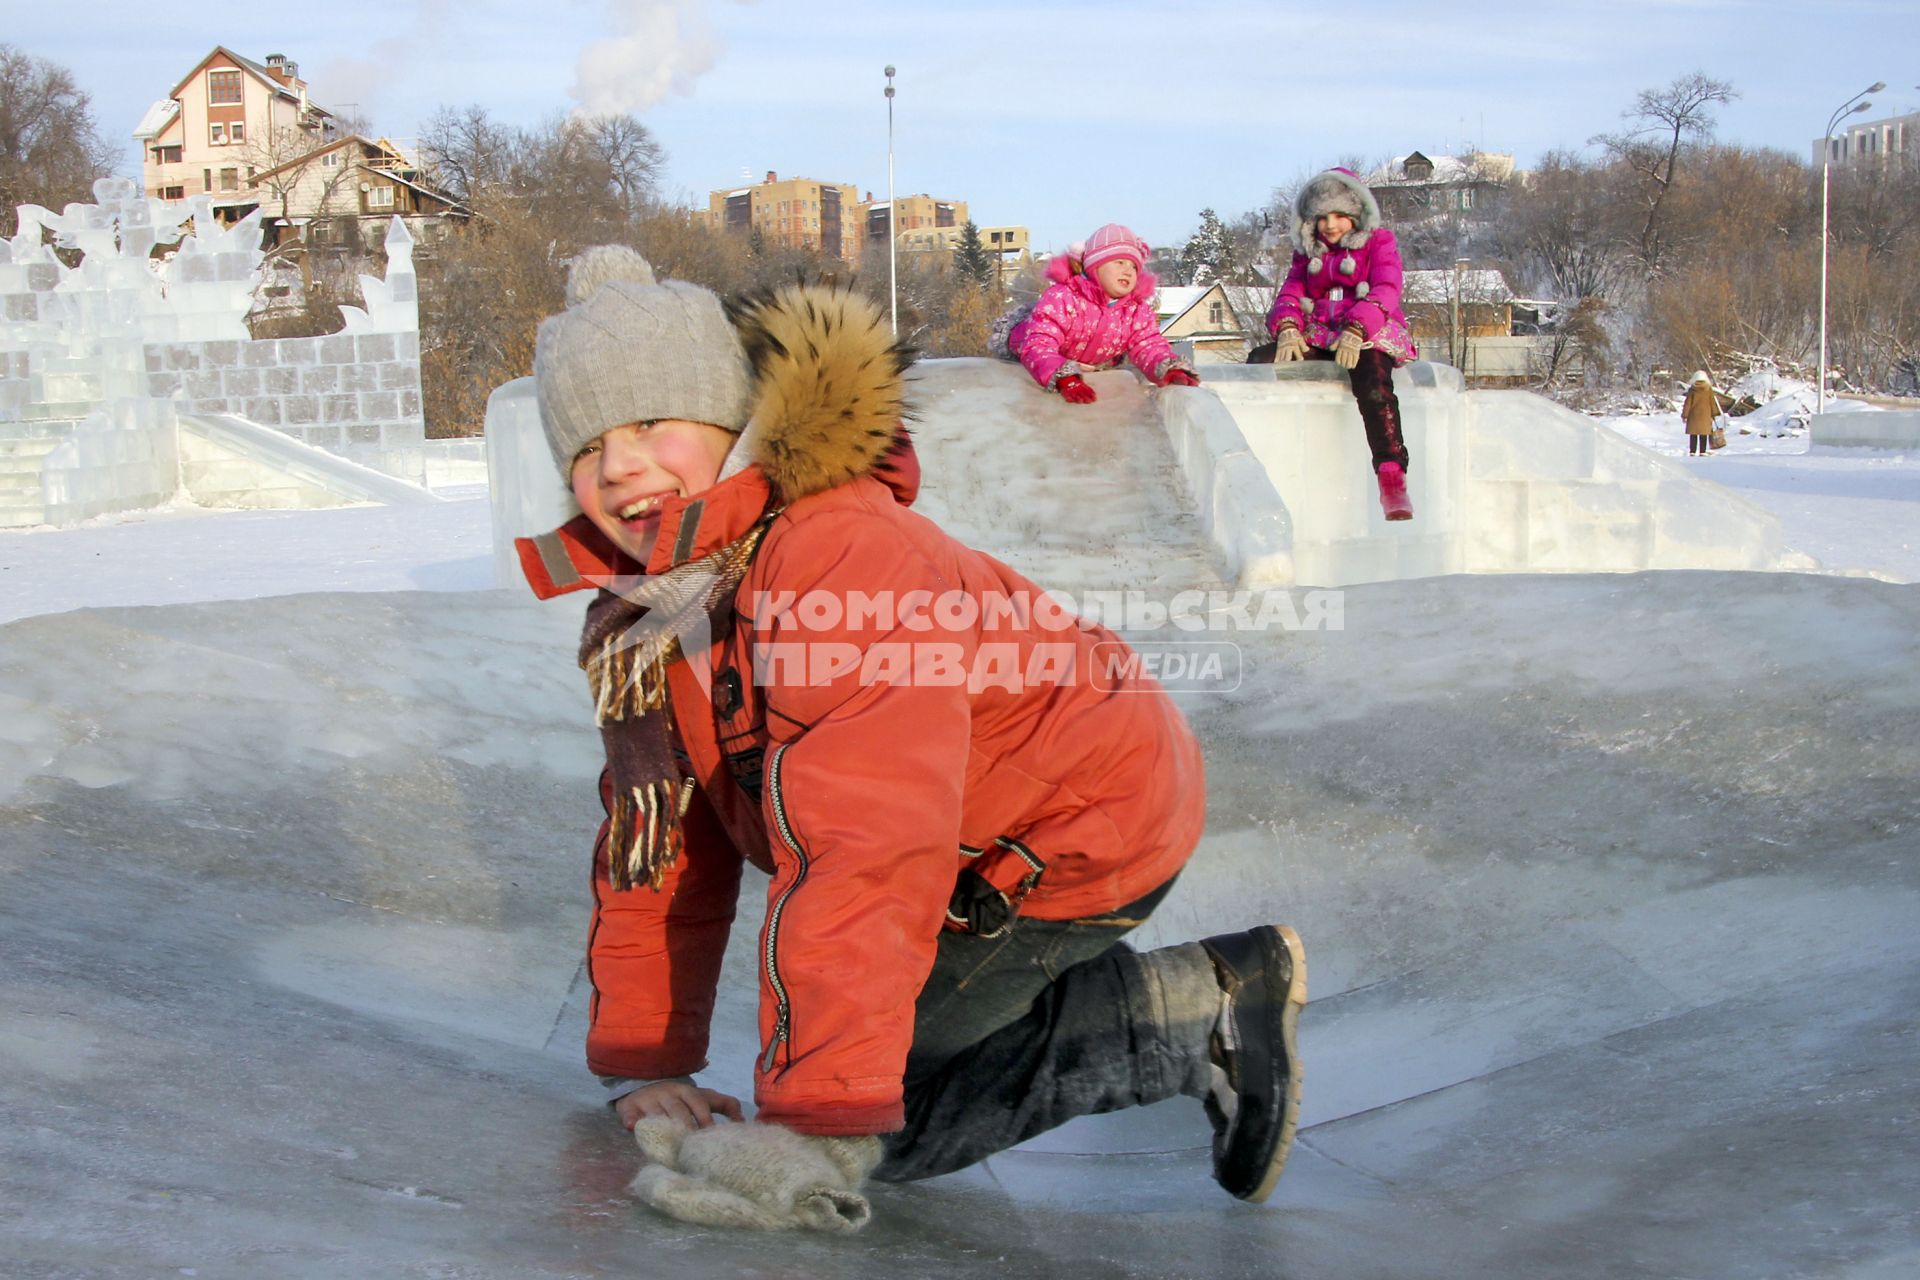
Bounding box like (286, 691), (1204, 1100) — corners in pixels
(18, 0), (1920, 253)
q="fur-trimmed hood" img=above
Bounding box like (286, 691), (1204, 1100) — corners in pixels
(722, 282), (916, 505)
(516, 282), (919, 597)
(1291, 167), (1382, 256)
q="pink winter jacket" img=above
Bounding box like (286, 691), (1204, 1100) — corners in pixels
(1008, 259), (1191, 390)
(1267, 226), (1418, 366)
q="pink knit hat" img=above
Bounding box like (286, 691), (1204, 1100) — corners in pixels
(1079, 223), (1148, 274)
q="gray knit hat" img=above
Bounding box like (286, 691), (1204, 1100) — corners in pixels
(533, 245), (752, 478)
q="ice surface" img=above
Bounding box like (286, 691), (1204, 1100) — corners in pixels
(3, 571), (1916, 1278)
(4, 356), (1919, 1277)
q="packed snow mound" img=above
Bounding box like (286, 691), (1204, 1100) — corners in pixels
(3, 572), (1918, 1278)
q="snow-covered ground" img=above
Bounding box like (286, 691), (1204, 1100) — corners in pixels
(1595, 374), (1919, 582)
(0, 485), (495, 626)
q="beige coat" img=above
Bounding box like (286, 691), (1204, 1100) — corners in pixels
(1683, 382), (1720, 436)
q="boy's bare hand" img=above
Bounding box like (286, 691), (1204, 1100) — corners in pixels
(616, 1081), (745, 1131)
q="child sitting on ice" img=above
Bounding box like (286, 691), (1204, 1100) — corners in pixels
(516, 247), (1305, 1234)
(994, 223), (1198, 402)
(1267, 168), (1418, 520)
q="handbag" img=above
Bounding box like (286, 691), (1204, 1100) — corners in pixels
(1709, 416), (1727, 450)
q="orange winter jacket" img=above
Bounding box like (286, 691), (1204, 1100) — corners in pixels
(518, 286), (1205, 1135)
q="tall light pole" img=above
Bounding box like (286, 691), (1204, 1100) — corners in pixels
(1451, 256), (1469, 372)
(1819, 82), (1884, 416)
(884, 65), (898, 337)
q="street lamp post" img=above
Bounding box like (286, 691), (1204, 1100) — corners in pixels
(884, 65), (898, 338)
(1819, 82), (1884, 416)
(1451, 257), (1469, 372)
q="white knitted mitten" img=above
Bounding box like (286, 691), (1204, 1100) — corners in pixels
(629, 1117), (883, 1233)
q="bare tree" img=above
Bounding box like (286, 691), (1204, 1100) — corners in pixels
(1591, 71), (1738, 273)
(0, 45), (117, 236)
(418, 105), (517, 206)
(1496, 149), (1633, 301)
(245, 124), (356, 245)
(582, 113), (665, 222)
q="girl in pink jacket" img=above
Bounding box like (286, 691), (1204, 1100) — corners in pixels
(1267, 169), (1418, 520)
(996, 223), (1197, 404)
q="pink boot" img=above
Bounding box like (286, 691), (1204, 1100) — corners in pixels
(1376, 462), (1414, 521)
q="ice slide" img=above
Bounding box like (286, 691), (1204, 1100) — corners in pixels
(3, 361), (1917, 1278)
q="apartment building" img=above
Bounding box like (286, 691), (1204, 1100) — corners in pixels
(1815, 110), (1919, 172)
(707, 172), (863, 260)
(860, 193), (968, 251)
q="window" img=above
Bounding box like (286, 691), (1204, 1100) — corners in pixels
(368, 186), (394, 208)
(230, 121), (244, 145)
(162, 185), (185, 200)
(1209, 302), (1225, 326)
(153, 144), (182, 165)
(210, 122), (226, 145)
(321, 151), (339, 168)
(208, 69), (243, 105)
(220, 168), (238, 192)
(203, 169), (213, 192)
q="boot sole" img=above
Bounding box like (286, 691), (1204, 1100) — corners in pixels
(1242, 925), (1308, 1204)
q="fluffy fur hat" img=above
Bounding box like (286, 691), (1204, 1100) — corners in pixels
(1292, 168), (1382, 255)
(533, 245), (753, 479)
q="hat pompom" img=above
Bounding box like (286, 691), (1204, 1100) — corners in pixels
(565, 244), (656, 306)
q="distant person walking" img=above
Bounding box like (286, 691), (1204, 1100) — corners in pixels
(1266, 168), (1419, 520)
(992, 223), (1198, 403)
(1683, 371), (1719, 458)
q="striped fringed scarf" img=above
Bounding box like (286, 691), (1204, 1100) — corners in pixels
(579, 515), (774, 891)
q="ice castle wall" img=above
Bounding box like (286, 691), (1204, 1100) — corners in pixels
(0, 178), (428, 528)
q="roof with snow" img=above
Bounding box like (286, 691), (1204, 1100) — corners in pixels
(1367, 152), (1516, 186)
(1401, 268), (1516, 305)
(132, 99), (180, 141)
(1154, 284), (1247, 333)
(1154, 286), (1210, 318)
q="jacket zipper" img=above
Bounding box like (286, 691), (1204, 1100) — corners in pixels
(995, 835), (1046, 893)
(760, 742), (806, 1074)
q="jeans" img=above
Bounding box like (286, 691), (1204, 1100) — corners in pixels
(875, 876), (1217, 1182)
(1308, 346), (1410, 472)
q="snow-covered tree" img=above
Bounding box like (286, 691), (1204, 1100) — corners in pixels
(1180, 208), (1236, 285)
